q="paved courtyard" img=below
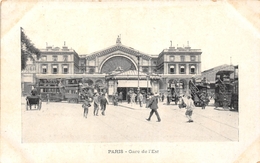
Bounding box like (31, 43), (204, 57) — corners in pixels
(22, 98), (238, 143)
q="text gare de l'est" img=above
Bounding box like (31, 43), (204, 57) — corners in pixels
(108, 150), (159, 154)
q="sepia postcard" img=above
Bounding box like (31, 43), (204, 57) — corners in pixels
(1, 0), (260, 163)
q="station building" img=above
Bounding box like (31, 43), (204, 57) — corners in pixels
(24, 36), (202, 99)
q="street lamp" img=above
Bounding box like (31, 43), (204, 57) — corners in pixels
(136, 51), (141, 92)
(146, 74), (150, 94)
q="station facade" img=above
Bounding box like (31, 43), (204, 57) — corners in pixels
(23, 37), (202, 98)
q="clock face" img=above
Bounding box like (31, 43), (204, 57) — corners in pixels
(101, 56), (136, 74)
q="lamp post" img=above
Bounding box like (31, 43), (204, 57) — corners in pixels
(136, 51), (141, 92)
(146, 74), (150, 94)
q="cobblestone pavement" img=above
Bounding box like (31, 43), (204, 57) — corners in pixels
(22, 98), (238, 143)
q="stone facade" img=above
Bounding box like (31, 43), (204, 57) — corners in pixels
(25, 37), (202, 96)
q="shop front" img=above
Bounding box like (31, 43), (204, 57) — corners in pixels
(105, 70), (160, 101)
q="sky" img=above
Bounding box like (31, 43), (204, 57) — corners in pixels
(8, 1), (260, 71)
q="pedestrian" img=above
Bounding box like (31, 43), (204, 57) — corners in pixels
(82, 98), (91, 118)
(178, 95), (185, 109)
(146, 93), (161, 122)
(162, 93), (165, 102)
(184, 95), (195, 122)
(130, 93), (136, 106)
(31, 86), (38, 96)
(214, 93), (220, 109)
(100, 93), (109, 116)
(127, 92), (131, 104)
(47, 93), (50, 104)
(118, 92), (123, 103)
(145, 92), (151, 108)
(200, 93), (207, 109)
(93, 93), (100, 116)
(159, 93), (162, 102)
(113, 93), (118, 106)
(167, 92), (171, 105)
(138, 92), (143, 107)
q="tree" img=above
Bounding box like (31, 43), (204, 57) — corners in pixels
(21, 27), (41, 70)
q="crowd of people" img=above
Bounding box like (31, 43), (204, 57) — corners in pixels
(82, 91), (109, 118)
(29, 86), (209, 123)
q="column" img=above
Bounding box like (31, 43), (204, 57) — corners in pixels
(95, 57), (98, 73)
(186, 63), (189, 74)
(148, 59), (151, 73)
(176, 64), (179, 74)
(198, 63), (201, 74)
(164, 63), (167, 74)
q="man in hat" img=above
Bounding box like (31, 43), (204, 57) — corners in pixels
(31, 86), (38, 96)
(82, 98), (91, 118)
(100, 93), (109, 116)
(184, 95), (195, 122)
(93, 93), (100, 116)
(146, 93), (161, 122)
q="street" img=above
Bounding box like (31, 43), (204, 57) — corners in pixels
(22, 98), (238, 143)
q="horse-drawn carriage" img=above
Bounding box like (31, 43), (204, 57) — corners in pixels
(26, 95), (42, 110)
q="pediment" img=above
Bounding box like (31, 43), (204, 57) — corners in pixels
(86, 44), (152, 60)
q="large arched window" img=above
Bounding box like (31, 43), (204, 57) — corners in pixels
(100, 56), (136, 74)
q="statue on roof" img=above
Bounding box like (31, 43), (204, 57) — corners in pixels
(116, 35), (121, 44)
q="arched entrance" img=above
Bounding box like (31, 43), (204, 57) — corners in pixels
(100, 55), (137, 74)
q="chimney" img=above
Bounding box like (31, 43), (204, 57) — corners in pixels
(46, 42), (52, 50)
(62, 41), (68, 51)
(169, 41), (175, 51)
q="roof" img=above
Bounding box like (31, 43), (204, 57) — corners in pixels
(202, 64), (234, 73)
(36, 74), (105, 79)
(83, 44), (153, 60)
(216, 70), (234, 75)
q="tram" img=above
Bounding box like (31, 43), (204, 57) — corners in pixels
(214, 70), (234, 108)
(35, 76), (94, 103)
(189, 77), (210, 107)
(231, 65), (239, 111)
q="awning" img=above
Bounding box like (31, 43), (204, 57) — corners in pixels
(191, 65), (195, 68)
(170, 66), (175, 68)
(118, 80), (151, 88)
(42, 65), (47, 68)
(63, 65), (68, 68)
(180, 66), (185, 68)
(53, 65), (57, 68)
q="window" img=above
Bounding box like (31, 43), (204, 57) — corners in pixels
(89, 68), (95, 74)
(180, 65), (185, 74)
(142, 67), (148, 73)
(169, 65), (175, 74)
(53, 56), (57, 61)
(190, 56), (195, 61)
(42, 65), (47, 74)
(63, 65), (69, 74)
(63, 56), (68, 62)
(52, 65), (58, 74)
(180, 56), (185, 62)
(190, 65), (196, 74)
(41, 56), (47, 61)
(170, 56), (174, 61)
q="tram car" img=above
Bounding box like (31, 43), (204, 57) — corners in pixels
(189, 77), (210, 107)
(231, 65), (239, 111)
(36, 76), (94, 103)
(214, 70), (234, 109)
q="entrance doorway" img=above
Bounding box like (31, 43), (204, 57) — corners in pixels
(117, 87), (127, 100)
